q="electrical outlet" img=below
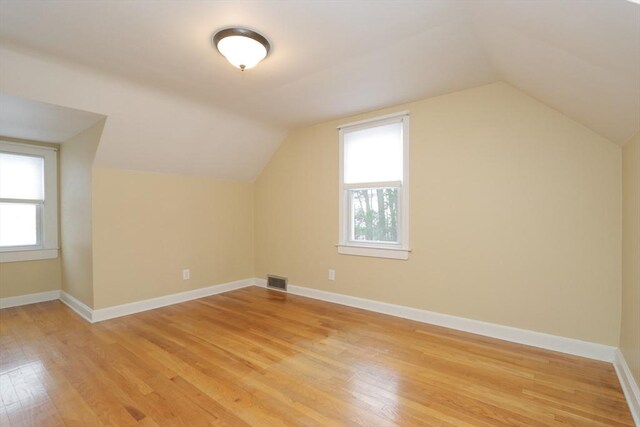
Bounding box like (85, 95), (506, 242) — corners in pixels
(328, 269), (335, 281)
(182, 269), (190, 280)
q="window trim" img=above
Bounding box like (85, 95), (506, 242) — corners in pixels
(337, 111), (410, 260)
(0, 141), (59, 263)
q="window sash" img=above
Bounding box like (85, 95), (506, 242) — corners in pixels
(0, 151), (45, 200)
(344, 186), (403, 246)
(343, 180), (401, 190)
(0, 201), (43, 249)
(343, 122), (403, 184)
(0, 197), (44, 204)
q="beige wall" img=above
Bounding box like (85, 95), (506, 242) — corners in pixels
(621, 133), (640, 383)
(1, 82), (627, 354)
(254, 82), (622, 346)
(91, 168), (254, 309)
(60, 120), (105, 307)
(0, 258), (61, 298)
(0, 138), (61, 298)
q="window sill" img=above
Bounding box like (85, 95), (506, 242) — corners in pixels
(0, 249), (59, 263)
(337, 244), (410, 260)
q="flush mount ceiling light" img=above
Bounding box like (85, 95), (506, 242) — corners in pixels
(213, 27), (271, 71)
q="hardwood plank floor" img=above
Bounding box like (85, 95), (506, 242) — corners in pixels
(0, 286), (634, 426)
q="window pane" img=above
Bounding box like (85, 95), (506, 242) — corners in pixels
(344, 122), (402, 184)
(350, 188), (398, 243)
(0, 152), (44, 200)
(0, 203), (39, 247)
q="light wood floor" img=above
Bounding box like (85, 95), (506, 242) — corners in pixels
(0, 287), (633, 426)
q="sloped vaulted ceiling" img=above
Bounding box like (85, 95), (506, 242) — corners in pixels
(0, 0), (638, 180)
(469, 0), (640, 144)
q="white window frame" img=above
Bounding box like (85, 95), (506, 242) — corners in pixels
(337, 111), (410, 260)
(0, 141), (58, 262)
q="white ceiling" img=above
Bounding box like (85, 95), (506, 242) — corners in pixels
(0, 92), (105, 143)
(469, 0), (640, 144)
(0, 0), (637, 176)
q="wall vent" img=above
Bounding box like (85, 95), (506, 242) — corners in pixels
(267, 275), (287, 291)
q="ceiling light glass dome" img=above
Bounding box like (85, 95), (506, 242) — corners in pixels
(213, 28), (271, 71)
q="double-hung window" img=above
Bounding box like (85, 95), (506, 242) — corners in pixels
(338, 112), (410, 260)
(0, 141), (58, 262)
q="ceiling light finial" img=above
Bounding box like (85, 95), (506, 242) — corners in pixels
(213, 27), (271, 71)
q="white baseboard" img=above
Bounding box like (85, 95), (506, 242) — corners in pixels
(91, 278), (254, 322)
(0, 290), (60, 309)
(59, 279), (255, 323)
(253, 278), (616, 362)
(614, 349), (640, 426)
(3, 281), (253, 320)
(2, 280), (618, 364)
(60, 291), (94, 323)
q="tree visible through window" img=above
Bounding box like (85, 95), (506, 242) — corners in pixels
(351, 187), (398, 242)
